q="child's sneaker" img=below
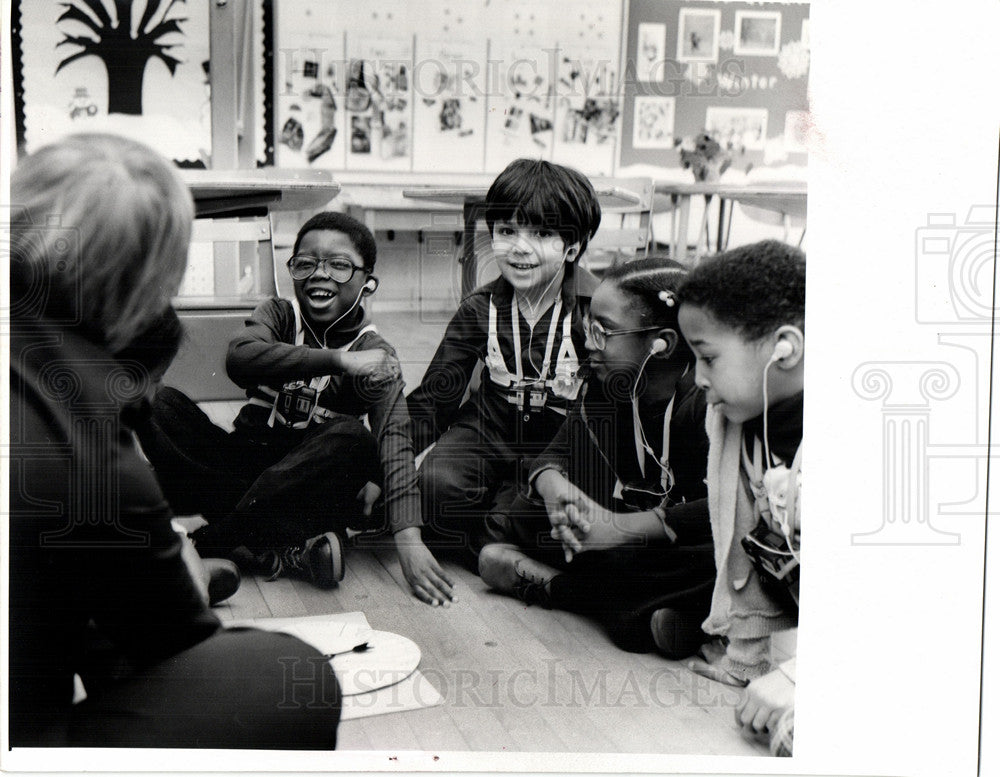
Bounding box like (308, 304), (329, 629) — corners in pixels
(478, 543), (556, 607)
(234, 532), (345, 589)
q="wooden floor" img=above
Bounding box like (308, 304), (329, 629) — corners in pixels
(198, 309), (769, 756)
(211, 538), (765, 756)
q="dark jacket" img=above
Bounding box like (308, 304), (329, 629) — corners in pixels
(9, 317), (220, 745)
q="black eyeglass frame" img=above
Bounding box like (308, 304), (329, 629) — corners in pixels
(585, 318), (661, 352)
(287, 254), (370, 283)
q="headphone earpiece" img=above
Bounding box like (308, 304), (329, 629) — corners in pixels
(771, 340), (793, 362)
(650, 338), (668, 355)
(362, 276), (379, 295)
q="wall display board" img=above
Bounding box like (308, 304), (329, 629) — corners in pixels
(13, 0), (268, 165)
(274, 0), (622, 176)
(621, 0), (810, 172)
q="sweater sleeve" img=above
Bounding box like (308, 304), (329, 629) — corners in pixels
(360, 356), (424, 534)
(406, 296), (485, 454)
(225, 299), (339, 388)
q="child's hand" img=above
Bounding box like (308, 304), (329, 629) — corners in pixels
(394, 527), (457, 607)
(735, 666), (795, 739)
(687, 639), (748, 687)
(356, 481), (382, 517)
(341, 349), (401, 383)
(554, 502), (640, 562)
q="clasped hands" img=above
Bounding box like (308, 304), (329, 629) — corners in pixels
(535, 469), (638, 563)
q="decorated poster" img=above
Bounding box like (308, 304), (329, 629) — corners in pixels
(18, 0), (213, 162)
(550, 4), (622, 175)
(275, 2), (347, 169)
(632, 96), (676, 149)
(344, 36), (414, 172)
(636, 23), (666, 82)
(704, 106), (769, 151)
(412, 38), (487, 173)
(484, 43), (556, 171)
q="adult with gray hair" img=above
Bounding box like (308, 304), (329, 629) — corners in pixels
(9, 134), (342, 748)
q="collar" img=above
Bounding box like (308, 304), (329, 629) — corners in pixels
(298, 303), (371, 349)
(743, 390), (803, 465)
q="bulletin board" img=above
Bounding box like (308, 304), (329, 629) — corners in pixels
(11, 0), (271, 166)
(273, 0), (624, 176)
(620, 0), (810, 171)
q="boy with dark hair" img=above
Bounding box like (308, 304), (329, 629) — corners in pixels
(407, 158), (602, 567)
(675, 239), (805, 753)
(138, 212), (453, 605)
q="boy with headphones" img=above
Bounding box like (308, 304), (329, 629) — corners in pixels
(407, 159), (602, 571)
(674, 240), (804, 753)
(138, 213), (454, 605)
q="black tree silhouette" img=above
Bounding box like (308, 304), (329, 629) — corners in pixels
(56, 0), (187, 116)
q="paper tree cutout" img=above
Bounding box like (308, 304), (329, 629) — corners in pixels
(56, 0), (187, 115)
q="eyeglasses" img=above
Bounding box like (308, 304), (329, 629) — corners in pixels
(585, 318), (660, 351)
(287, 254), (367, 283)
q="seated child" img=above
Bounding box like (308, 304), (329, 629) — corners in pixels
(407, 159), (602, 567)
(675, 239), (804, 751)
(478, 258), (715, 657)
(138, 212), (454, 605)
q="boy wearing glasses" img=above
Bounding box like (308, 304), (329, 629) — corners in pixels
(139, 213), (455, 605)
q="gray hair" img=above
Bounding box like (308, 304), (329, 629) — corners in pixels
(11, 133), (193, 351)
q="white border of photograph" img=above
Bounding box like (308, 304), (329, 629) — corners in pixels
(676, 8), (721, 63)
(636, 22), (667, 82)
(801, 17), (810, 48)
(704, 105), (768, 151)
(632, 95), (676, 149)
(733, 10), (782, 56)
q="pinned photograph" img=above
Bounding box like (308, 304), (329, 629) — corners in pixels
(633, 95), (676, 149)
(637, 22), (667, 81)
(734, 10), (782, 56)
(676, 8), (721, 63)
(705, 105), (769, 151)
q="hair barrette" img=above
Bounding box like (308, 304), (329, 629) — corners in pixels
(658, 290), (676, 307)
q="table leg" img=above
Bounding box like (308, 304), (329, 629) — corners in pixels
(460, 200), (478, 299)
(716, 197), (727, 253)
(675, 195), (691, 263)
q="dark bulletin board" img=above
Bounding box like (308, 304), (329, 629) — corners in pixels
(621, 0), (810, 171)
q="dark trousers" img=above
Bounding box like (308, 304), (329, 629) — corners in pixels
(502, 494), (716, 654)
(417, 420), (540, 569)
(68, 628), (341, 749)
(137, 387), (381, 555)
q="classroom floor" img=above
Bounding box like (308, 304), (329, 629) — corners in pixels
(199, 309), (772, 757)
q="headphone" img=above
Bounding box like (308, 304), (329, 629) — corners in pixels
(770, 339), (793, 363)
(362, 276), (379, 295)
(650, 338), (668, 355)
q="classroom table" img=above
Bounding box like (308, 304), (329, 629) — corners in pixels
(180, 167), (340, 218)
(654, 180), (808, 262)
(402, 185), (646, 298)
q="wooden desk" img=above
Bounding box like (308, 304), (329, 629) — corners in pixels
(654, 180), (807, 262)
(180, 168), (340, 218)
(403, 185), (646, 297)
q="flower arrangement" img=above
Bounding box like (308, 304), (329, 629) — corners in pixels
(675, 131), (741, 182)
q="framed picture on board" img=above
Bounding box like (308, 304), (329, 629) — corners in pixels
(632, 95), (676, 149)
(676, 8), (721, 63)
(636, 23), (666, 82)
(734, 10), (783, 56)
(705, 106), (769, 151)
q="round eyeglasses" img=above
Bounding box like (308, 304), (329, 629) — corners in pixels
(287, 254), (367, 283)
(585, 318), (660, 351)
